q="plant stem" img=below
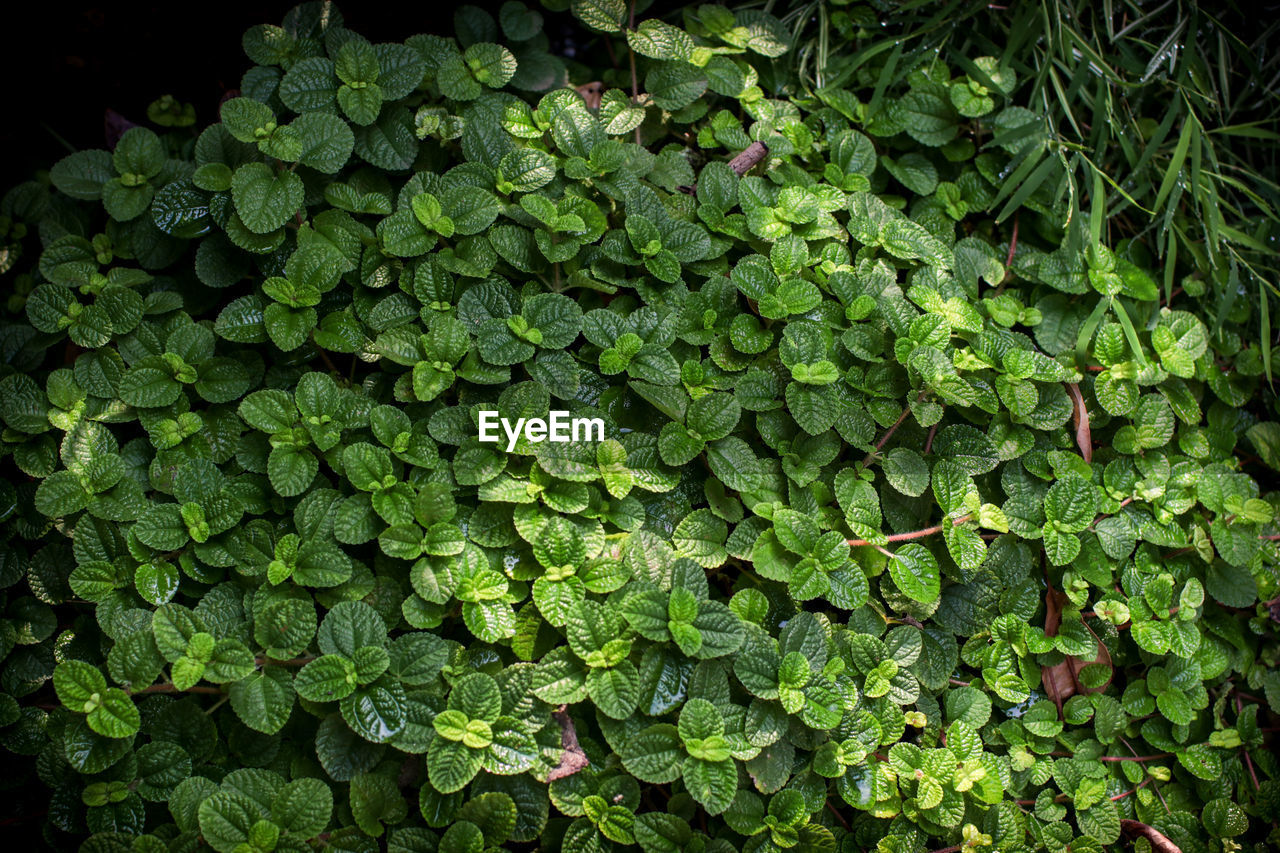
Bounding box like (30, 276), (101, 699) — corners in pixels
(861, 406), (911, 467)
(1110, 778), (1152, 801)
(130, 683), (222, 696)
(863, 390), (929, 467)
(923, 418), (941, 455)
(628, 0), (640, 146)
(315, 345), (340, 376)
(848, 514), (973, 548)
(1005, 214), (1020, 268)
(825, 801), (851, 831)
(256, 655), (316, 667)
(1015, 778), (1150, 808)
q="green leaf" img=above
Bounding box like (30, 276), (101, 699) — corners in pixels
(1043, 476), (1098, 533)
(682, 757), (736, 815)
(621, 724), (683, 783)
(429, 737), (485, 793)
(673, 509), (728, 568)
(687, 393), (741, 441)
(888, 543), (940, 603)
(295, 654), (359, 702)
(231, 163), (304, 234)
(273, 777), (333, 838)
(199, 791), (263, 853)
(628, 21), (694, 61)
(87, 688), (141, 738)
(230, 667), (295, 734)
(54, 660), (107, 710)
(571, 0), (625, 32)
(293, 113), (356, 173)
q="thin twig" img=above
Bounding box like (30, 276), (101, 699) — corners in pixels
(848, 514), (973, 548)
(1005, 215), (1020, 268)
(924, 419), (941, 455)
(862, 407), (912, 467)
(628, 0), (640, 145)
(256, 655), (316, 667)
(129, 683), (222, 696)
(1015, 778), (1150, 807)
(314, 343), (341, 376)
(825, 801), (852, 831)
(678, 142), (769, 193)
(1111, 779), (1152, 801)
(863, 390), (928, 467)
(1237, 695), (1261, 791)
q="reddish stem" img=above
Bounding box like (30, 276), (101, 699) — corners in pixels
(1111, 779), (1153, 801)
(1237, 696), (1262, 791)
(862, 407), (912, 467)
(924, 419), (941, 455)
(1005, 215), (1020, 268)
(848, 514), (973, 548)
(129, 683), (222, 696)
(257, 655), (316, 667)
(825, 801), (852, 831)
(1016, 778), (1150, 807)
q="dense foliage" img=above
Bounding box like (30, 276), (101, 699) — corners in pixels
(779, 0), (1280, 367)
(0, 1), (1277, 851)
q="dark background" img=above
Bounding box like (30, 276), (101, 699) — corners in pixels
(0, 0), (635, 191)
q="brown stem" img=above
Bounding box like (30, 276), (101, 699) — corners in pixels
(848, 514), (973, 548)
(726, 141), (769, 176)
(628, 0), (640, 146)
(314, 343), (340, 376)
(1015, 778), (1150, 808)
(679, 142), (770, 194)
(825, 801), (852, 831)
(1111, 778), (1152, 801)
(0, 809), (48, 828)
(862, 407), (911, 467)
(1005, 215), (1020, 268)
(257, 655), (316, 667)
(603, 33), (619, 68)
(1236, 696), (1262, 791)
(129, 683), (222, 696)
(924, 419), (941, 455)
(1081, 606), (1177, 623)
(993, 215), (1019, 297)
(864, 390), (931, 467)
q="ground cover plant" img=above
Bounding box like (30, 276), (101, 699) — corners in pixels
(0, 0), (1278, 851)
